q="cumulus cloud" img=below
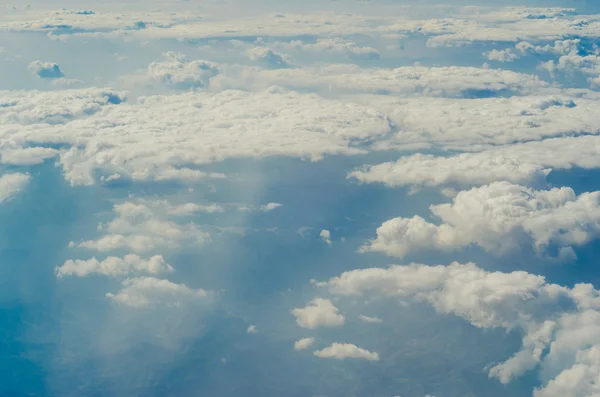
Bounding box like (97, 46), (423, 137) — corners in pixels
(247, 325), (257, 333)
(0, 173), (31, 203)
(291, 298), (345, 329)
(316, 261), (600, 394)
(106, 277), (208, 308)
(247, 47), (293, 68)
(56, 254), (173, 278)
(313, 343), (379, 361)
(145, 52), (221, 89)
(320, 229), (332, 245)
(294, 337), (315, 351)
(260, 202), (283, 212)
(73, 201), (211, 254)
(349, 153), (550, 190)
(2, 88), (390, 185)
(485, 49), (518, 63)
(362, 182), (600, 262)
(28, 60), (64, 79)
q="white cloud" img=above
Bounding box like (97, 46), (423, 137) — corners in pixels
(5, 88), (390, 186)
(28, 60), (64, 79)
(260, 202), (283, 212)
(294, 337), (315, 351)
(316, 261), (600, 394)
(247, 47), (293, 68)
(359, 315), (382, 323)
(56, 254), (173, 278)
(277, 37), (380, 60)
(320, 229), (332, 245)
(213, 64), (547, 99)
(362, 182), (600, 262)
(74, 200), (211, 254)
(313, 343), (379, 361)
(247, 325), (257, 333)
(0, 173), (30, 203)
(143, 52), (221, 89)
(0, 147), (59, 165)
(485, 49), (518, 63)
(349, 153), (550, 190)
(106, 277), (208, 308)
(291, 298), (345, 329)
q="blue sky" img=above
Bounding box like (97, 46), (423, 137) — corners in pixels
(2, 1), (600, 396)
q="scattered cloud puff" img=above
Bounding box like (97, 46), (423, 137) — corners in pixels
(484, 49), (518, 63)
(277, 37), (380, 60)
(260, 202), (283, 212)
(56, 254), (173, 278)
(293, 337), (315, 351)
(247, 325), (257, 333)
(313, 343), (379, 361)
(0, 173), (30, 203)
(363, 182), (600, 263)
(73, 201), (210, 254)
(28, 60), (64, 79)
(359, 315), (382, 324)
(316, 261), (600, 395)
(106, 276), (208, 308)
(320, 229), (332, 245)
(291, 298), (345, 329)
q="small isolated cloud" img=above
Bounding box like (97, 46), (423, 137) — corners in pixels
(261, 202), (283, 212)
(247, 325), (257, 333)
(291, 298), (345, 329)
(313, 343), (379, 361)
(0, 173), (31, 203)
(484, 49), (518, 63)
(56, 254), (173, 278)
(294, 337), (315, 351)
(106, 277), (208, 308)
(320, 229), (332, 245)
(247, 47), (293, 68)
(359, 315), (382, 323)
(28, 60), (65, 79)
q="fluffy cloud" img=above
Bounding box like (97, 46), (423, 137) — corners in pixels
(56, 254), (173, 278)
(145, 52), (221, 89)
(316, 261), (600, 395)
(73, 201), (211, 254)
(28, 61), (64, 79)
(313, 343), (379, 361)
(351, 134), (600, 190)
(5, 88), (390, 185)
(293, 337), (315, 351)
(214, 64), (547, 99)
(363, 182), (600, 262)
(485, 49), (518, 63)
(320, 229), (332, 245)
(0, 173), (30, 203)
(291, 298), (345, 329)
(350, 153), (550, 190)
(247, 47), (293, 68)
(106, 276), (208, 308)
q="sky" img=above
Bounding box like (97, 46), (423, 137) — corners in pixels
(1, 0), (600, 396)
